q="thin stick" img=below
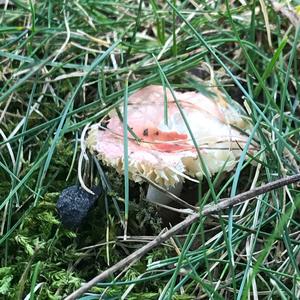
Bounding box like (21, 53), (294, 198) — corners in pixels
(65, 174), (300, 300)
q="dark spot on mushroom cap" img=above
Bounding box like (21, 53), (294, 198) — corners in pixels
(56, 185), (102, 230)
(143, 128), (149, 136)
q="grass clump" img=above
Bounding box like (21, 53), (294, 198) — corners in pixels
(0, 1), (300, 299)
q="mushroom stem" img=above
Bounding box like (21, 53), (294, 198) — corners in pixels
(146, 181), (183, 205)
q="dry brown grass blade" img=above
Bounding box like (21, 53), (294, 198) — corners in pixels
(269, 0), (300, 27)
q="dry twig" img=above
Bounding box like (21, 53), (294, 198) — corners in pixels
(65, 174), (300, 300)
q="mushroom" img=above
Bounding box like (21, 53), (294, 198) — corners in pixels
(86, 85), (257, 206)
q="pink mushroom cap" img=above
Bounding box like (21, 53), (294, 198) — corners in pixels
(86, 85), (257, 186)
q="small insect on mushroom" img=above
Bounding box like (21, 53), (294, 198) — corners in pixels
(86, 85), (258, 206)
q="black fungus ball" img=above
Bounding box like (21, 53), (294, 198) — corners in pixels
(56, 185), (102, 229)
